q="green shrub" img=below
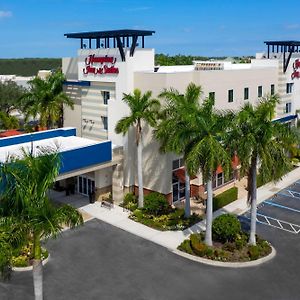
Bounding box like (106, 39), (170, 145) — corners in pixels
(212, 214), (241, 243)
(144, 192), (169, 215)
(190, 234), (210, 256)
(11, 255), (29, 267)
(123, 193), (137, 206)
(248, 245), (260, 260)
(178, 240), (194, 255)
(235, 233), (248, 250)
(132, 209), (143, 220)
(169, 208), (185, 220)
(213, 187), (238, 211)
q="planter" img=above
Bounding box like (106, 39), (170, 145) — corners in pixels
(12, 254), (50, 272)
(174, 245), (276, 268)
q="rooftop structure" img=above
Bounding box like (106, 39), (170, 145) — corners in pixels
(264, 40), (300, 72)
(64, 29), (155, 61)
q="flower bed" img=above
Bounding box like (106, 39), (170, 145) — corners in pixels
(178, 214), (272, 262)
(122, 192), (202, 231)
(12, 242), (49, 268)
(130, 208), (202, 231)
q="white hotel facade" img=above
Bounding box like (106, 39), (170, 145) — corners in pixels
(62, 30), (300, 204)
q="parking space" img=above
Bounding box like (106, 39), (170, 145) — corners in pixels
(244, 181), (300, 234)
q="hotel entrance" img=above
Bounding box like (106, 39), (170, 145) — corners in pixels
(77, 175), (95, 197)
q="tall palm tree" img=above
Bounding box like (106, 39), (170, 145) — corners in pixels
(155, 83), (203, 218)
(165, 96), (233, 246)
(115, 89), (160, 208)
(20, 70), (73, 129)
(226, 95), (299, 245)
(0, 148), (83, 300)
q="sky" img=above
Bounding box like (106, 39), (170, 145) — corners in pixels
(0, 0), (300, 58)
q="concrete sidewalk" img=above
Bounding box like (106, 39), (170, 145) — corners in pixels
(81, 166), (300, 251)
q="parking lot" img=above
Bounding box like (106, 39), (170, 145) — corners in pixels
(1, 182), (300, 299)
(243, 181), (300, 235)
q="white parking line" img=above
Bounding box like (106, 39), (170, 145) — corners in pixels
(256, 213), (300, 234)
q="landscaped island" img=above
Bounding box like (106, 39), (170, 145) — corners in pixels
(122, 192), (202, 231)
(178, 214), (272, 262)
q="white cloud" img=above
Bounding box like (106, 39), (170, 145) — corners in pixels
(0, 11), (12, 18)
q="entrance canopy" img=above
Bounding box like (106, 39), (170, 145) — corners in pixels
(0, 127), (112, 175)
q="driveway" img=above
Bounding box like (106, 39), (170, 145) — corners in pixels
(1, 210), (299, 300)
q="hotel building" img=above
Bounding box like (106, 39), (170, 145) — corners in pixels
(62, 30), (300, 204)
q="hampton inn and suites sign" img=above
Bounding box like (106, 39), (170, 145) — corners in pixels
(83, 54), (119, 75)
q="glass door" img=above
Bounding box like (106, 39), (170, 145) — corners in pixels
(77, 175), (95, 196)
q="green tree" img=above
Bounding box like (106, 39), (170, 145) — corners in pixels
(0, 149), (83, 300)
(115, 89), (160, 208)
(20, 70), (73, 129)
(226, 95), (299, 245)
(0, 80), (26, 114)
(155, 83), (203, 217)
(172, 97), (233, 246)
(0, 111), (19, 129)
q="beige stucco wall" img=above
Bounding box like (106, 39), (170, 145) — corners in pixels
(133, 66), (279, 195)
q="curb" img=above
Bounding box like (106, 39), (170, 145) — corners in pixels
(172, 245), (276, 268)
(12, 255), (50, 272)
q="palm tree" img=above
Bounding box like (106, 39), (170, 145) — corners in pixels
(0, 148), (83, 300)
(155, 83), (203, 218)
(115, 89), (160, 208)
(170, 97), (233, 246)
(226, 95), (299, 245)
(20, 70), (73, 129)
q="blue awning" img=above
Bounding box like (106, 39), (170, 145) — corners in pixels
(63, 81), (90, 87)
(273, 115), (297, 123)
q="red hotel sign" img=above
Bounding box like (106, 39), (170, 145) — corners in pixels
(291, 59), (300, 80)
(83, 54), (119, 75)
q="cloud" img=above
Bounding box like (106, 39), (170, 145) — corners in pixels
(123, 6), (151, 12)
(285, 24), (300, 30)
(0, 11), (12, 18)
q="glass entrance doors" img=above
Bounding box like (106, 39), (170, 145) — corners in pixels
(77, 175), (95, 196)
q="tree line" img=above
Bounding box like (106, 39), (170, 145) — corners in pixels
(0, 58), (61, 76)
(0, 71), (73, 131)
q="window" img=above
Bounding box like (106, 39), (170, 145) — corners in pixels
(286, 83), (294, 94)
(228, 89), (233, 102)
(258, 86), (263, 97)
(285, 102), (292, 113)
(271, 84), (275, 95)
(102, 91), (110, 105)
(209, 92), (215, 101)
(244, 87), (249, 100)
(172, 158), (184, 170)
(102, 116), (108, 130)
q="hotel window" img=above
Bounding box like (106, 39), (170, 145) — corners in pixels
(209, 92), (215, 101)
(102, 116), (108, 130)
(271, 84), (275, 95)
(258, 86), (263, 97)
(102, 91), (110, 105)
(285, 102), (292, 114)
(244, 87), (249, 100)
(228, 89), (234, 102)
(172, 158), (184, 170)
(286, 83), (294, 94)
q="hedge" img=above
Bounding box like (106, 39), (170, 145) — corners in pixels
(213, 187), (238, 211)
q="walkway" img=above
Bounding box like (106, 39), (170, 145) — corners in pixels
(59, 166), (300, 251)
